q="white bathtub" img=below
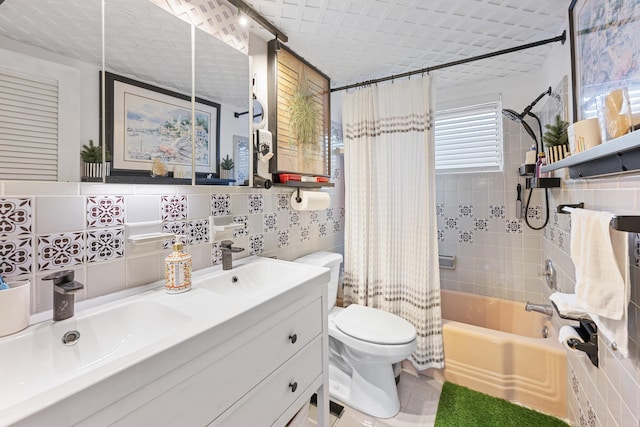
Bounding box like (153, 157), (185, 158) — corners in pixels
(439, 289), (567, 418)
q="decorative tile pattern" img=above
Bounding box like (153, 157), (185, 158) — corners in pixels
(37, 232), (84, 271)
(586, 401), (596, 427)
(0, 198), (32, 236)
(300, 226), (310, 243)
(163, 221), (188, 237)
(212, 241), (222, 265)
(458, 204), (474, 217)
(549, 229), (556, 245)
(188, 219), (209, 245)
(333, 221), (341, 234)
(571, 370), (580, 402)
(211, 194), (231, 216)
(505, 219), (523, 234)
(161, 195), (187, 221)
(437, 229), (445, 242)
(444, 217), (458, 230)
(579, 408), (586, 427)
(263, 213), (278, 233)
(319, 222), (327, 237)
(326, 207), (334, 221)
(489, 205), (506, 219)
(474, 218), (488, 231)
(249, 234), (264, 255)
(527, 205), (541, 220)
(553, 211), (559, 226)
(310, 211), (319, 223)
(289, 211), (301, 228)
(248, 194), (263, 214)
(339, 207), (345, 219)
(277, 230), (289, 248)
(458, 231), (473, 244)
(558, 231), (565, 251)
(86, 196), (125, 228)
(276, 194), (289, 212)
(436, 204), (445, 217)
(87, 228), (124, 263)
(233, 215), (248, 237)
(0, 237), (32, 277)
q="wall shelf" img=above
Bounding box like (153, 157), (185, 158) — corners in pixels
(526, 177), (561, 189)
(274, 181), (335, 189)
(541, 130), (640, 179)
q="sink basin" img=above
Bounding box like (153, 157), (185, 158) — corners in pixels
(196, 258), (325, 298)
(0, 300), (190, 412)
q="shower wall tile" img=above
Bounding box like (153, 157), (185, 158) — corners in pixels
(124, 195), (160, 223)
(36, 196), (85, 234)
(0, 237), (32, 277)
(161, 195), (188, 221)
(86, 196), (125, 228)
(86, 227), (125, 263)
(37, 232), (84, 271)
(0, 198), (32, 236)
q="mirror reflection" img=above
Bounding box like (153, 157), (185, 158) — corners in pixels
(0, 0), (250, 185)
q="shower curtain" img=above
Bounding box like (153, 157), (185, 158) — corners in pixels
(342, 76), (444, 370)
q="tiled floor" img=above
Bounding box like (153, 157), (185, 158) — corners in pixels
(309, 362), (443, 427)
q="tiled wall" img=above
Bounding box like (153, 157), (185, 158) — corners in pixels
(436, 118), (546, 303)
(545, 177), (640, 427)
(0, 153), (344, 315)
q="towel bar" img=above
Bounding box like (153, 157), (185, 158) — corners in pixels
(557, 202), (640, 233)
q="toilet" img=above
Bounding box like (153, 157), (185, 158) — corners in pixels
(294, 252), (417, 418)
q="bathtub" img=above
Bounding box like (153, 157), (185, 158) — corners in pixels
(439, 289), (567, 418)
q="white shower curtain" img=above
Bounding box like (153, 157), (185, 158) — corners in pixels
(342, 76), (444, 370)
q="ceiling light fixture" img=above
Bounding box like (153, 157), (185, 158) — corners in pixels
(227, 0), (288, 42)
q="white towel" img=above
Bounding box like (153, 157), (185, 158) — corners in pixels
(549, 292), (588, 318)
(570, 208), (630, 356)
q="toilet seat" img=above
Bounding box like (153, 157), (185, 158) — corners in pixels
(333, 304), (416, 345)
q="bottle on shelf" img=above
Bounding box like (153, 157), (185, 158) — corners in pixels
(535, 152), (550, 178)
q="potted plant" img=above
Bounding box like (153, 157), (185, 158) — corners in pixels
(80, 140), (111, 179)
(220, 155), (234, 179)
(543, 115), (570, 164)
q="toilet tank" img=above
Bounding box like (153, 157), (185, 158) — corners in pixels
(294, 252), (343, 309)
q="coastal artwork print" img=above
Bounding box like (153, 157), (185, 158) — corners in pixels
(570, 0), (640, 120)
(109, 74), (219, 175)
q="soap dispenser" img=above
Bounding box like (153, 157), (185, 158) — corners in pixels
(164, 235), (192, 294)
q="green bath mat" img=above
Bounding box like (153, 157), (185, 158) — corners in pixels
(435, 382), (569, 427)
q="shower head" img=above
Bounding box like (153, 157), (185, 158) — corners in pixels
(502, 109), (523, 123)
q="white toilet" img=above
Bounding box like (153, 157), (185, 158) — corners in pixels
(294, 252), (417, 418)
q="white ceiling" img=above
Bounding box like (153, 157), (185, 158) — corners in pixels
(243, 0), (571, 89)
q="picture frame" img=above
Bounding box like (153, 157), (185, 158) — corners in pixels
(569, 0), (640, 122)
(104, 72), (220, 177)
(266, 41), (330, 179)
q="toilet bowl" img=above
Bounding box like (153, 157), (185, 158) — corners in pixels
(294, 252), (417, 418)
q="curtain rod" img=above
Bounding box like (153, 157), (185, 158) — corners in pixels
(330, 31), (566, 93)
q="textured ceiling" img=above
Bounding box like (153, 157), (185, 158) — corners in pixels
(243, 0), (571, 89)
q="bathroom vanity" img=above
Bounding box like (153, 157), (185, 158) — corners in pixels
(0, 258), (330, 426)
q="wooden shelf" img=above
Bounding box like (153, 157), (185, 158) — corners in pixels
(541, 130), (640, 179)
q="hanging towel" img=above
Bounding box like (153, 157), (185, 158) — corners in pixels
(549, 292), (588, 318)
(570, 208), (630, 356)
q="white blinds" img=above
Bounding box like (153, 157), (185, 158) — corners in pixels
(0, 71), (59, 181)
(434, 100), (503, 173)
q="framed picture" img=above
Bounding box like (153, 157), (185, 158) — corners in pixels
(104, 72), (220, 176)
(569, 0), (640, 121)
(267, 41), (330, 178)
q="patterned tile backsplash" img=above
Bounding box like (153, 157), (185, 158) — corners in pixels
(0, 182), (345, 315)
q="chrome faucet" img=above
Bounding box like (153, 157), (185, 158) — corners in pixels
(525, 302), (553, 317)
(43, 270), (84, 321)
(221, 240), (245, 270)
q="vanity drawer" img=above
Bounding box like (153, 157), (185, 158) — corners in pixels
(111, 297), (323, 426)
(210, 336), (323, 427)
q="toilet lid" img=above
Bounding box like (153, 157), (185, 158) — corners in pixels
(333, 305), (416, 345)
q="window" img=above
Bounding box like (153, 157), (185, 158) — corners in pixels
(434, 98), (503, 173)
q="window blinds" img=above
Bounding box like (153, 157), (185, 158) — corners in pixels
(434, 100), (503, 173)
(0, 71), (59, 181)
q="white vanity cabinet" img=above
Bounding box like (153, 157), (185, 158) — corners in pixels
(5, 259), (330, 427)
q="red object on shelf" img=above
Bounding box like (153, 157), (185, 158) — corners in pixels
(316, 177), (330, 183)
(279, 173), (302, 183)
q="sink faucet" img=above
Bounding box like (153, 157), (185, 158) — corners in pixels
(43, 270), (84, 321)
(221, 240), (245, 270)
(525, 302), (553, 317)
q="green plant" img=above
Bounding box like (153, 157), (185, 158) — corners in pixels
(220, 155), (234, 170)
(543, 115), (569, 147)
(80, 140), (112, 163)
(287, 81), (320, 147)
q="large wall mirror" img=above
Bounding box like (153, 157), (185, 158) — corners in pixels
(0, 0), (250, 185)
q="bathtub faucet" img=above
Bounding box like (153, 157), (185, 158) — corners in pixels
(525, 302), (553, 317)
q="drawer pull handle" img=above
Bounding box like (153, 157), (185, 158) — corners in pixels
(289, 334), (297, 344)
(289, 382), (298, 393)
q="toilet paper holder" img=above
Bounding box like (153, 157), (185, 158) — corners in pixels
(567, 319), (599, 367)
